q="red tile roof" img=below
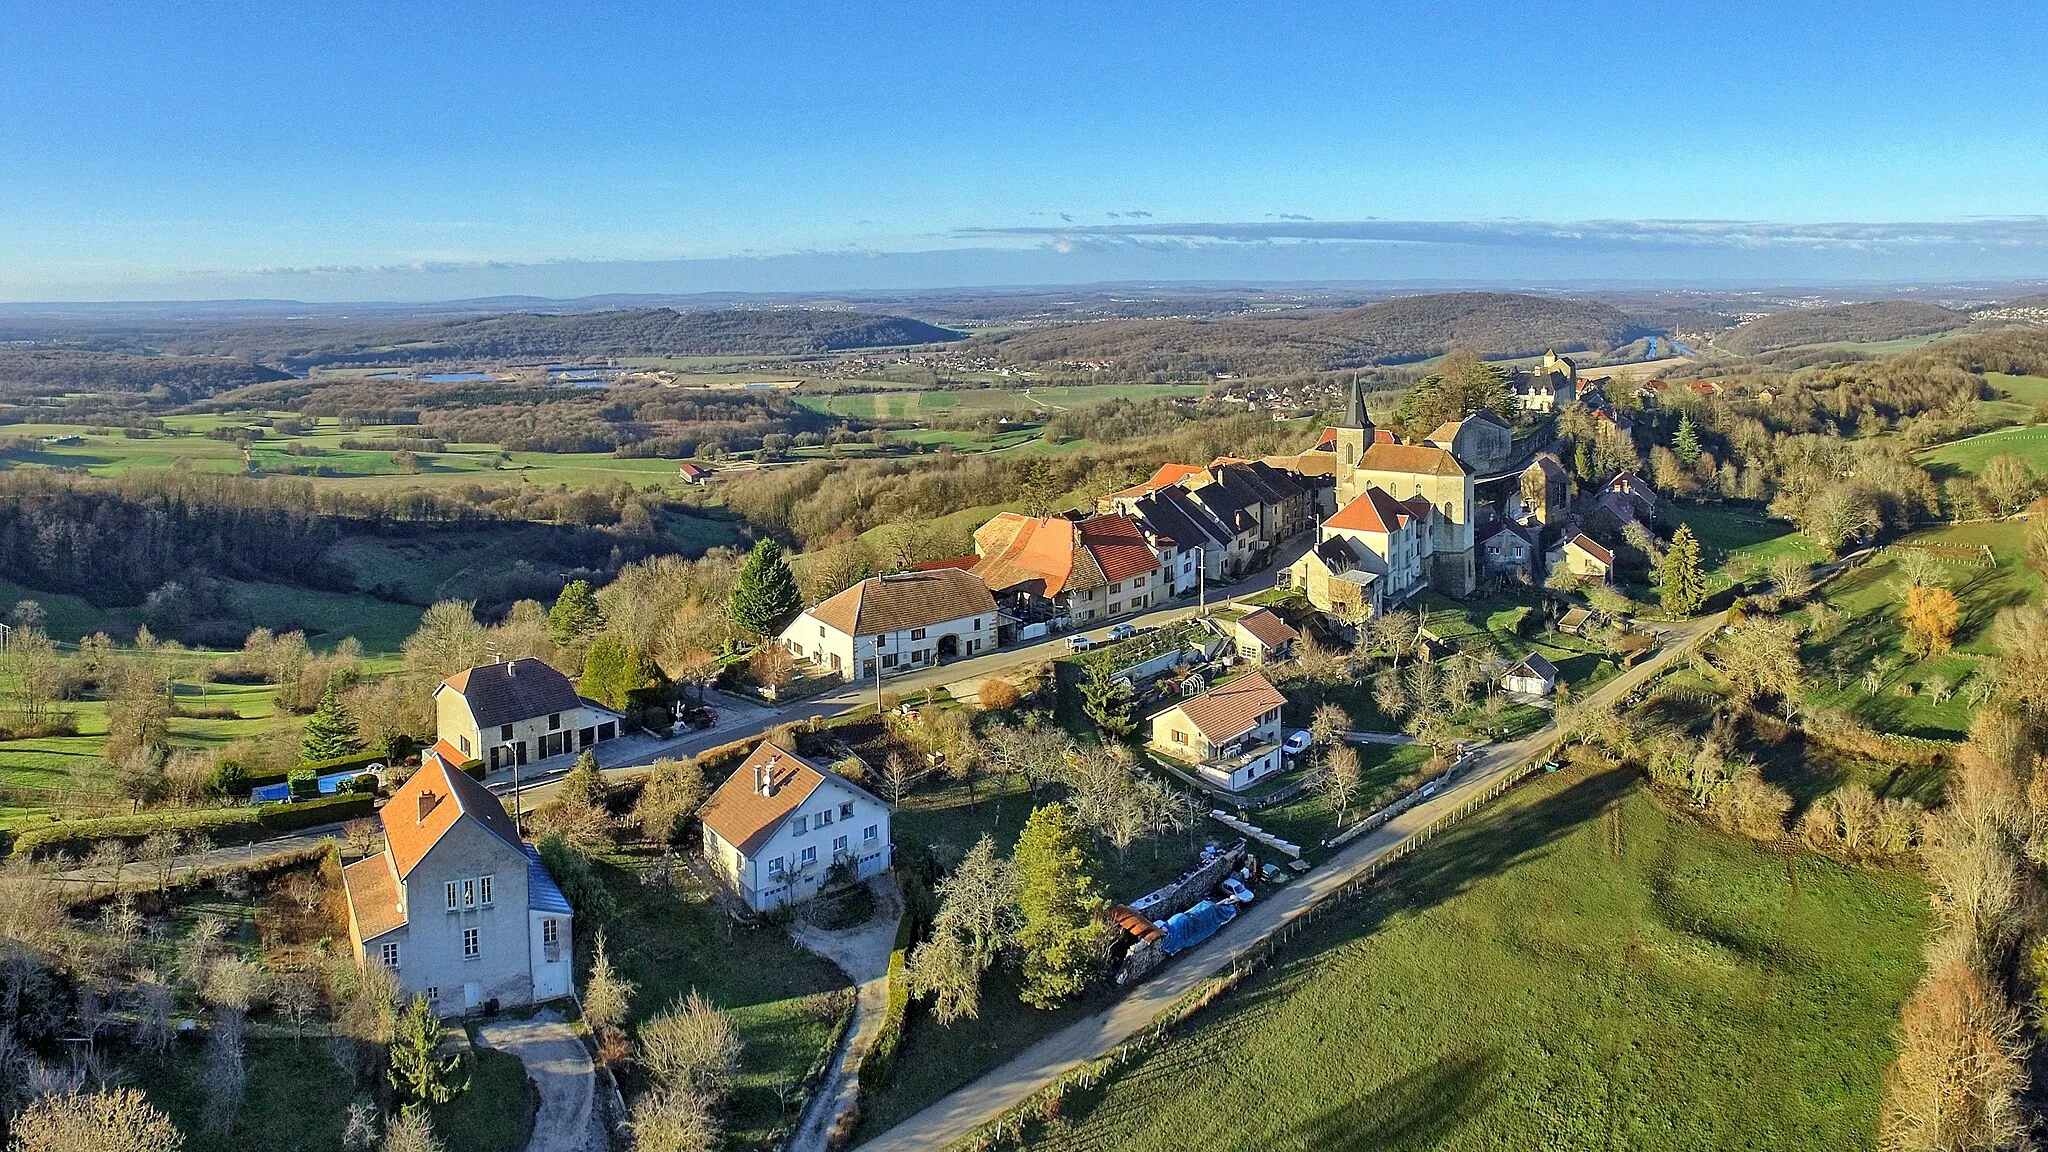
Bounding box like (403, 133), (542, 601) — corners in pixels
(1106, 463), (1206, 503)
(972, 512), (1158, 597)
(1076, 513), (1161, 583)
(1565, 533), (1615, 566)
(342, 855), (406, 940)
(382, 754), (524, 880)
(1231, 608), (1298, 650)
(806, 568), (997, 637)
(1325, 486), (1413, 534)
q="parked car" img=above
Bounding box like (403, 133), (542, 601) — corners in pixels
(1106, 623), (1137, 642)
(1282, 729), (1314, 755)
(1542, 759), (1563, 773)
(1067, 635), (1096, 652)
(1220, 876), (1255, 904)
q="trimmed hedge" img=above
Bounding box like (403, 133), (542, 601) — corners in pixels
(227, 749), (404, 795)
(10, 793), (375, 859)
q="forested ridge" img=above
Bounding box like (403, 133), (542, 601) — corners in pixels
(1714, 302), (1970, 355)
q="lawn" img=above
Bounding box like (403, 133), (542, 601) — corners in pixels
(1918, 424), (2048, 479)
(1252, 742), (1434, 857)
(580, 848), (854, 1149)
(1803, 520), (2038, 739)
(1017, 769), (1928, 1152)
(1670, 504), (1827, 584)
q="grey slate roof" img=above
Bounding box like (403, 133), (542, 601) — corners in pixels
(442, 658), (585, 729)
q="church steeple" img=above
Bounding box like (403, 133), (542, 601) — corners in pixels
(1333, 377), (1374, 466)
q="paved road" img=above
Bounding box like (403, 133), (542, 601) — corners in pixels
(852, 609), (1725, 1152)
(476, 1009), (606, 1152)
(495, 542), (1306, 813)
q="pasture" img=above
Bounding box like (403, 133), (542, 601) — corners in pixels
(792, 383), (1207, 421)
(1917, 422), (2048, 479)
(1670, 504), (1827, 582)
(1016, 769), (1926, 1152)
(1802, 520), (2038, 739)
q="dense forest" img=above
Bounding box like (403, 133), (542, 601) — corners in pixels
(979, 291), (1649, 376)
(1714, 302), (1969, 355)
(163, 307), (963, 368)
(0, 349), (290, 402)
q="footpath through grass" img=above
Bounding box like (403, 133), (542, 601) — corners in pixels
(1018, 768), (1927, 1152)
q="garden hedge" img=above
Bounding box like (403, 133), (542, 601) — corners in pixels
(10, 792), (375, 858)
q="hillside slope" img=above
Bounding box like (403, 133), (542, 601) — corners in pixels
(984, 291), (1642, 374)
(0, 349), (291, 401)
(1716, 302), (1967, 355)
(174, 308), (965, 369)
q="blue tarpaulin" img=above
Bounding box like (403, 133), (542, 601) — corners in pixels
(1159, 899), (1236, 956)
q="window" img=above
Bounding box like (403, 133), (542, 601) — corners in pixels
(478, 875), (493, 906)
(542, 919), (558, 946)
(833, 835), (848, 853)
(446, 881), (460, 911)
(379, 941), (400, 969)
(882, 652), (899, 669)
(876, 633), (888, 647)
(864, 824), (879, 844)
(792, 815), (808, 834)
(462, 878), (477, 908)
(818, 624), (826, 638)
(1133, 575), (1146, 588)
(817, 808), (833, 826)
(549, 713), (561, 731)
(972, 617), (981, 630)
(839, 802), (854, 819)
(463, 928), (480, 960)
(1173, 730), (1189, 745)
(768, 855), (786, 877)
(458, 735), (472, 755)
(800, 846), (817, 866)
(427, 986), (439, 1004)
(910, 627), (926, 641)
(500, 724), (513, 740)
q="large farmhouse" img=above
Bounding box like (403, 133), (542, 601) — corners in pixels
(779, 568), (998, 681)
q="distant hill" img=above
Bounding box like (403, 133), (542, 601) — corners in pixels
(171, 307), (965, 369)
(982, 292), (1644, 375)
(1715, 302), (1968, 355)
(0, 349), (291, 401)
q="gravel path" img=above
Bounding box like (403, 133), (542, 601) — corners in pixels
(476, 1009), (606, 1152)
(788, 878), (903, 1152)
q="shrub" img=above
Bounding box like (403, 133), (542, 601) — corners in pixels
(288, 769), (319, 800)
(459, 759), (486, 780)
(977, 678), (1023, 711)
(207, 759), (250, 797)
(9, 793), (374, 858)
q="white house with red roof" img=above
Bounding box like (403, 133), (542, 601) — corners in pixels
(340, 755), (573, 1015)
(1549, 533), (1615, 583)
(699, 740), (892, 911)
(1148, 670), (1290, 791)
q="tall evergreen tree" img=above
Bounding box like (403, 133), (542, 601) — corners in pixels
(1673, 412), (1703, 460)
(578, 636), (650, 711)
(1019, 458), (1062, 518)
(1079, 659), (1135, 737)
(548, 579), (605, 645)
(730, 539), (802, 637)
(1012, 804), (1109, 1009)
(300, 682), (364, 762)
(1659, 524), (1708, 617)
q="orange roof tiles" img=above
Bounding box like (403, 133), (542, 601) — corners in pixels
(1106, 462), (1206, 503)
(698, 739), (887, 857)
(1076, 513), (1161, 583)
(382, 754), (524, 879)
(343, 855), (406, 940)
(972, 512), (1158, 597)
(807, 568), (997, 637)
(1325, 486), (1414, 534)
(1231, 608), (1298, 650)
(1356, 442), (1466, 478)
(1566, 533), (1615, 566)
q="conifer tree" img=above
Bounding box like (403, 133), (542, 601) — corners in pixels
(548, 579), (605, 645)
(729, 539), (802, 637)
(1079, 659), (1135, 737)
(301, 682), (365, 762)
(1673, 412), (1702, 460)
(1013, 804), (1109, 1008)
(1659, 524), (1708, 617)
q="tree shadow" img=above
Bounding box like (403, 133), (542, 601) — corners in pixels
(1273, 1049), (1501, 1152)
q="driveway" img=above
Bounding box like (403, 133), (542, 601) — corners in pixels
(476, 1009), (606, 1152)
(788, 878), (904, 1152)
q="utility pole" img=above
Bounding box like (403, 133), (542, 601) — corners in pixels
(504, 744), (523, 828)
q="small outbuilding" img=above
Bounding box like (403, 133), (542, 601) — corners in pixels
(1501, 652), (1560, 697)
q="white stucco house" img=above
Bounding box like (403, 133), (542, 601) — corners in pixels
(1147, 670), (1290, 792)
(778, 567), (998, 681)
(340, 754), (574, 1015)
(434, 657), (623, 770)
(699, 740), (893, 912)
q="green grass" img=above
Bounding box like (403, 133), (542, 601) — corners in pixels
(793, 383), (1207, 421)
(1917, 424), (2048, 479)
(437, 1043), (539, 1152)
(1670, 504), (1827, 583)
(1253, 743), (1433, 856)
(1019, 769), (1928, 1152)
(127, 1036), (360, 1152)
(1799, 522), (2037, 739)
(581, 848), (853, 1149)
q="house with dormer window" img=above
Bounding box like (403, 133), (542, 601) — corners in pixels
(698, 740), (893, 911)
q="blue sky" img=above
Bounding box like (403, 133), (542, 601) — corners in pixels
(3, 1), (2046, 299)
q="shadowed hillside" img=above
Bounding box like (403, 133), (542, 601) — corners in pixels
(1715, 302), (1967, 355)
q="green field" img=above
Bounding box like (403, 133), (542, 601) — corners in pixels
(1670, 504), (1828, 582)
(1019, 769), (1927, 1152)
(793, 383), (1207, 421)
(1798, 521), (2035, 739)
(1918, 423), (2048, 479)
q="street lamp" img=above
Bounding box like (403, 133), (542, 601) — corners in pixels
(500, 744), (523, 828)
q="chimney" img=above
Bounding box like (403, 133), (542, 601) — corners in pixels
(416, 790), (440, 824)
(506, 658), (517, 677)
(758, 755), (779, 797)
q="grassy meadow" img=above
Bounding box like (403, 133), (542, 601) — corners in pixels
(1017, 769), (1928, 1152)
(1918, 423), (2048, 479)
